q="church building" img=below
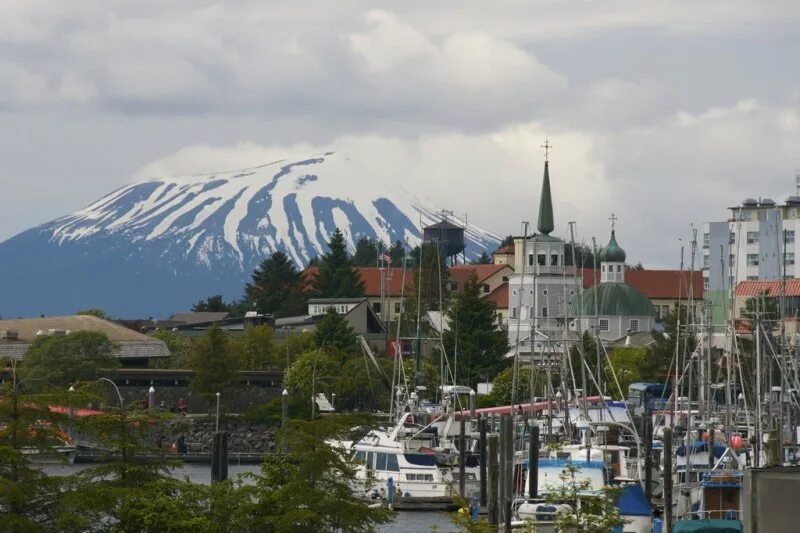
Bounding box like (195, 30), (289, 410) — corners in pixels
(571, 227), (657, 341)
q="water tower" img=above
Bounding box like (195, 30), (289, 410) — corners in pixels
(423, 211), (466, 265)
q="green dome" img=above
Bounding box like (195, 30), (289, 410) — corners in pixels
(569, 283), (656, 317)
(599, 230), (626, 263)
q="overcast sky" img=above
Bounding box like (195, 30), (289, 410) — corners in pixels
(2, 0), (799, 267)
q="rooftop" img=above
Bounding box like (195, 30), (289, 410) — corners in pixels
(486, 282), (509, 309)
(450, 264), (512, 286)
(735, 279), (800, 297)
(0, 315), (170, 360)
(581, 269), (703, 300)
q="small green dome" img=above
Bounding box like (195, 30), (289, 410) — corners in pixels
(599, 230), (626, 263)
(569, 283), (656, 317)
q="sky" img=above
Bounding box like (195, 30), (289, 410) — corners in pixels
(1, 0), (800, 268)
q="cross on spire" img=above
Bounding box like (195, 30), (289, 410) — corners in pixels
(609, 213), (618, 231)
(541, 139), (552, 162)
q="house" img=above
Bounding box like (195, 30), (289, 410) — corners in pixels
(0, 315), (170, 367)
(306, 297), (386, 336)
(449, 264), (513, 296)
(303, 266), (414, 323)
(492, 244), (515, 265)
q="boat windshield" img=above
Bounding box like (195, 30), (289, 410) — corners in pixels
(404, 453), (436, 466)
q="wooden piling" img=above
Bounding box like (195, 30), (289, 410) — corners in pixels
(479, 416), (487, 508)
(459, 417), (466, 499)
(663, 427), (673, 533)
(488, 434), (499, 526)
(211, 431), (229, 483)
(528, 423), (539, 499)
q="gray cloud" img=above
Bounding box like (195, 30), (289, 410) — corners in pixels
(1, 1), (799, 271)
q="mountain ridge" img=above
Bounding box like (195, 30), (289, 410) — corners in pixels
(0, 152), (499, 318)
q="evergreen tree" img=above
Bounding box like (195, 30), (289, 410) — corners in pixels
(442, 275), (508, 386)
(499, 235), (514, 247)
(0, 380), (71, 530)
(191, 295), (231, 313)
(244, 251), (307, 318)
(312, 229), (364, 298)
(21, 331), (120, 387)
(315, 308), (358, 353)
(238, 415), (393, 531)
(389, 239), (407, 265)
(643, 307), (697, 383)
(188, 325), (239, 406)
(472, 251), (492, 264)
(76, 308), (110, 319)
(351, 236), (381, 267)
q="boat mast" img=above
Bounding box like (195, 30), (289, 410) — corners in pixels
(511, 221), (529, 407)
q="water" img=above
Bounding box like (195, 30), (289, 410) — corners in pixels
(379, 511), (457, 532)
(41, 464), (455, 531)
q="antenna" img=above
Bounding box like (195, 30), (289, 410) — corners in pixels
(795, 170), (800, 197)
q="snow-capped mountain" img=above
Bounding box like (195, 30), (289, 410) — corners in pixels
(0, 152), (499, 318)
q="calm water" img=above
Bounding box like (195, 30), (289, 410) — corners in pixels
(41, 463), (455, 531)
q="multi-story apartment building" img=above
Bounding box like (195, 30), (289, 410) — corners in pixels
(703, 194), (800, 326)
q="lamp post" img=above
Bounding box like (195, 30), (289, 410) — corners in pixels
(215, 392), (221, 432)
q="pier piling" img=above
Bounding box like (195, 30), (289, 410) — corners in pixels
(488, 434), (499, 526)
(211, 431), (229, 483)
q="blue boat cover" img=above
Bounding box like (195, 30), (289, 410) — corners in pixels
(673, 519), (743, 533)
(676, 442), (726, 458)
(616, 484), (652, 517)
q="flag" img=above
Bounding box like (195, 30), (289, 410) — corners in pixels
(380, 253), (392, 264)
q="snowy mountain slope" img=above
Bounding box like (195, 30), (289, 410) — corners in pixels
(0, 152), (499, 317)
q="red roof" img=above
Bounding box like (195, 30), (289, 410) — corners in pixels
(735, 279), (800, 297)
(303, 267), (414, 297)
(449, 264), (511, 286)
(486, 282), (509, 309)
(494, 244), (514, 255)
(580, 269), (703, 299)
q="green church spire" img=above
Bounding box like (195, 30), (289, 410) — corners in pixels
(537, 160), (554, 235)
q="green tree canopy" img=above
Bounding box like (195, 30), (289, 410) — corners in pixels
(606, 346), (647, 398)
(191, 295), (232, 313)
(188, 325), (239, 405)
(21, 331), (120, 387)
(388, 240), (407, 265)
(244, 251), (307, 318)
(76, 308), (110, 319)
(472, 251), (492, 265)
(643, 307), (697, 383)
(237, 415), (392, 532)
(315, 308), (357, 353)
(351, 236), (381, 267)
(232, 325), (279, 370)
(442, 274), (508, 386)
(148, 328), (191, 369)
(312, 228), (365, 298)
(284, 349), (339, 403)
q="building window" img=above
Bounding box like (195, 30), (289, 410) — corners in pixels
(569, 289), (576, 296)
(616, 265), (621, 272)
(528, 254), (534, 266)
(512, 289), (518, 296)
(599, 319), (609, 332)
(747, 276), (758, 281)
(394, 302), (402, 314)
(373, 302), (381, 313)
(541, 307), (548, 318)
(747, 232), (759, 244)
(703, 233), (710, 247)
(542, 289), (548, 295)
(704, 280), (710, 291)
(729, 232), (736, 244)
(449, 282), (458, 291)
(550, 254), (558, 266)
(746, 254), (759, 266)
(511, 307), (517, 318)
(629, 319), (640, 332)
(537, 254), (546, 266)
(602, 265), (606, 272)
(703, 256), (709, 269)
(483, 284), (490, 293)
(786, 253), (795, 265)
(787, 231), (796, 243)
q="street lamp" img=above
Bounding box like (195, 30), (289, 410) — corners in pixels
(215, 392), (221, 432)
